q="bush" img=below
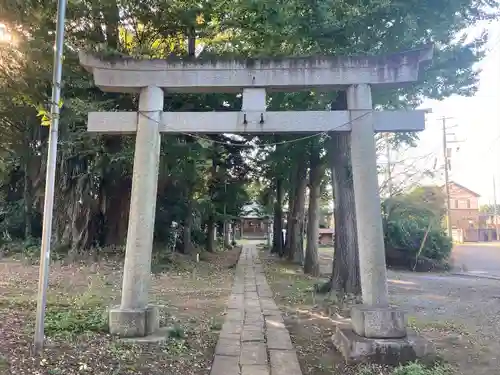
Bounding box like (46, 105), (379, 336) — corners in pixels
(382, 196), (452, 271)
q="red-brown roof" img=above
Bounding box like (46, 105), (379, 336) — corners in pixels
(444, 181), (481, 198)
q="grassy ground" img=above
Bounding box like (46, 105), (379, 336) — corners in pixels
(0, 247), (240, 375)
(260, 247), (467, 375)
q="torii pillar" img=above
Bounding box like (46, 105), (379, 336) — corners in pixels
(80, 47), (433, 361)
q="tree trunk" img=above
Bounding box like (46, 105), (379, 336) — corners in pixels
(206, 217), (216, 252)
(182, 195), (193, 253)
(223, 221), (230, 248)
(288, 160), (307, 263)
(23, 157), (33, 239)
(304, 148), (322, 276)
(272, 177), (284, 255)
(284, 169), (295, 256)
(187, 27), (196, 57)
(327, 132), (361, 298)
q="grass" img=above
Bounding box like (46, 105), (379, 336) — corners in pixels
(0, 247), (241, 375)
(359, 363), (453, 375)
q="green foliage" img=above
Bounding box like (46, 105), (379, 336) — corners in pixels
(358, 362), (452, 375)
(479, 204), (500, 214)
(391, 362), (452, 375)
(0, 0), (495, 257)
(383, 190), (452, 268)
(166, 324), (185, 339)
(384, 219), (452, 262)
(44, 305), (108, 337)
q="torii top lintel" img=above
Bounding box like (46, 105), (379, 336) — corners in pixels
(79, 45), (433, 94)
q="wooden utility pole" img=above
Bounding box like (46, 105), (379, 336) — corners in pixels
(442, 117), (452, 237)
(441, 116), (463, 239)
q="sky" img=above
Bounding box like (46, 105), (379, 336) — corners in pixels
(390, 19), (500, 205)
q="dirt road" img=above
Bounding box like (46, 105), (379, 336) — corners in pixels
(452, 242), (500, 277)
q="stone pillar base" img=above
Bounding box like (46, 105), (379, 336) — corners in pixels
(333, 326), (434, 365)
(351, 304), (406, 339)
(109, 305), (160, 338)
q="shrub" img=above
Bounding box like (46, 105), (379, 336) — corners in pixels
(382, 196), (452, 271)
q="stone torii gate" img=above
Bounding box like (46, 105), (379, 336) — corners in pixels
(79, 46), (432, 360)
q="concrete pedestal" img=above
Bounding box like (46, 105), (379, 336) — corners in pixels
(351, 304), (406, 339)
(109, 305), (160, 337)
(333, 326), (434, 365)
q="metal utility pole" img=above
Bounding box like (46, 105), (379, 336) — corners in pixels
(442, 117), (453, 238)
(34, 0), (68, 354)
(385, 133), (393, 197)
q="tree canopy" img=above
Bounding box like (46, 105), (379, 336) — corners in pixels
(0, 0), (496, 271)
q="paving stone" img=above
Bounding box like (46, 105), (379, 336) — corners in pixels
(221, 321), (243, 335)
(215, 338), (241, 356)
(269, 350), (302, 375)
(266, 328), (293, 350)
(229, 298), (245, 310)
(245, 299), (261, 309)
(241, 365), (270, 375)
(210, 245), (302, 375)
(240, 342), (268, 365)
(259, 297), (277, 306)
(242, 327), (265, 342)
(210, 355), (240, 375)
(219, 331), (241, 340)
(245, 308), (261, 315)
(226, 309), (244, 322)
(245, 315), (264, 326)
(265, 315), (285, 329)
(245, 291), (259, 300)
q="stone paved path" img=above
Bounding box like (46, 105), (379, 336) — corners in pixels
(210, 245), (303, 375)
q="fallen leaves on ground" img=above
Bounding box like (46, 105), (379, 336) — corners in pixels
(0, 248), (241, 375)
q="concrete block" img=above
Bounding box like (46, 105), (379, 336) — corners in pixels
(226, 309), (245, 322)
(242, 328), (265, 342)
(215, 338), (241, 356)
(332, 326), (434, 365)
(351, 304), (406, 338)
(269, 350), (302, 375)
(210, 355), (240, 375)
(265, 315), (285, 329)
(266, 328), (293, 350)
(109, 306), (146, 337)
(221, 320), (243, 336)
(145, 305), (160, 335)
(240, 342), (268, 365)
(242, 365), (270, 375)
